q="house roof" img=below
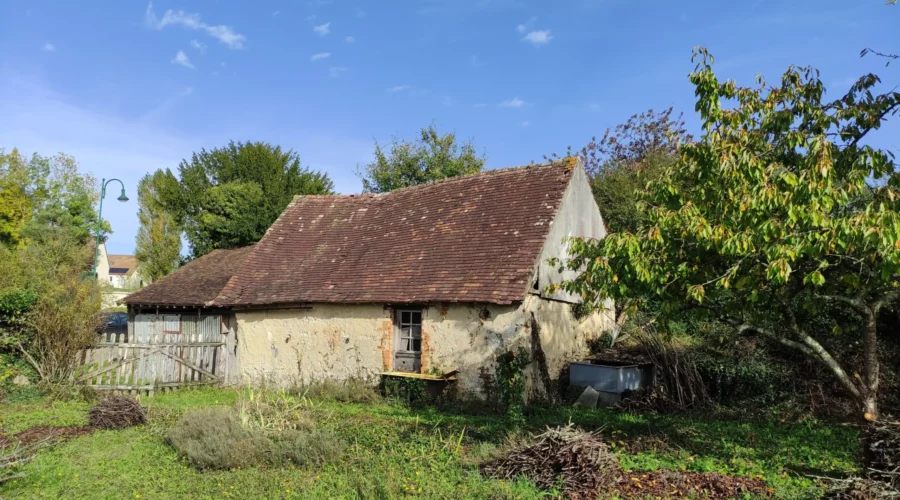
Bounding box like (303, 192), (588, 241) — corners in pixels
(108, 255), (138, 276)
(122, 246), (255, 307)
(214, 160), (577, 306)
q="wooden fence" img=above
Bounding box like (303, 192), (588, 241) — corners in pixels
(76, 314), (225, 394)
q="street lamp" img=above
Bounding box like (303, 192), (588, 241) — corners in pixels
(91, 178), (129, 278)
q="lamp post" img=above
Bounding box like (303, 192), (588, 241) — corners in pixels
(91, 178), (129, 278)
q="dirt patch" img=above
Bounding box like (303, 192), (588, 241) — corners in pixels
(0, 433), (12, 449)
(14, 425), (94, 446)
(612, 470), (769, 499)
(1, 425), (94, 449)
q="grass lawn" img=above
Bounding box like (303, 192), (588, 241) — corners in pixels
(0, 387), (860, 499)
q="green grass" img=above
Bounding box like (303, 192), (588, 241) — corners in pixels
(0, 387), (860, 499)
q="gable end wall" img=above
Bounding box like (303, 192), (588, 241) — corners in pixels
(537, 163), (607, 303)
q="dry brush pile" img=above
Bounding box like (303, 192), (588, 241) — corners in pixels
(481, 424), (618, 499)
(480, 424), (768, 499)
(88, 395), (148, 429)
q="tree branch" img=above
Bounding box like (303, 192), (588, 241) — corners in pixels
(15, 342), (44, 381)
(732, 322), (815, 356)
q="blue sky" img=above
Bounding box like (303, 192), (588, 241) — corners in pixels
(1, 0), (898, 254)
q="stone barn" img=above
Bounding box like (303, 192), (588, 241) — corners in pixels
(124, 159), (613, 398)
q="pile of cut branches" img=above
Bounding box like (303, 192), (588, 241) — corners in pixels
(480, 424), (618, 499)
(867, 421), (900, 489)
(88, 395), (147, 429)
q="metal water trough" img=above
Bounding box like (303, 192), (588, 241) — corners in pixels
(570, 360), (655, 405)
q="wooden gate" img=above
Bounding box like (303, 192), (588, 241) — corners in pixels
(77, 314), (225, 393)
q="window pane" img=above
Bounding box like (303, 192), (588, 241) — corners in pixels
(164, 315), (181, 333)
(404, 338), (413, 351)
(411, 325), (421, 339)
(401, 311), (411, 323)
(400, 326), (411, 339)
(412, 339), (421, 352)
(411, 311), (421, 324)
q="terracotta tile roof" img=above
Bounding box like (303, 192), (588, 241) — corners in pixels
(123, 246), (255, 307)
(215, 161), (575, 306)
(107, 255), (138, 276)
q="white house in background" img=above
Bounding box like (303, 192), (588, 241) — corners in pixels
(96, 243), (144, 289)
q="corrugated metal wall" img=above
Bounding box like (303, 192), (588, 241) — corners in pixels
(79, 314), (226, 392)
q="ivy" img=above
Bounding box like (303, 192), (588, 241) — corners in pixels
(495, 347), (531, 425)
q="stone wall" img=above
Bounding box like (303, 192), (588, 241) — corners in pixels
(234, 296), (614, 397)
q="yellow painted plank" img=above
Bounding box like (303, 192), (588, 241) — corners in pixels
(380, 371), (458, 381)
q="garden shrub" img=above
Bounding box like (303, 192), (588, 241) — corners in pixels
(167, 406), (346, 470)
(238, 389), (315, 432)
(166, 407), (268, 470)
(383, 377), (429, 405)
(267, 428), (346, 466)
(292, 378), (381, 404)
(695, 351), (793, 405)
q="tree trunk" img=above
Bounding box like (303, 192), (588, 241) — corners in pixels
(863, 393), (878, 422)
(861, 307), (880, 422)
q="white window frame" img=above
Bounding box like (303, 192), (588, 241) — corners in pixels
(394, 309), (422, 353)
(163, 314), (182, 334)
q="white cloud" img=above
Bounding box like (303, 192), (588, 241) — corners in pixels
(522, 30), (552, 46)
(189, 39), (207, 53)
(344, 36), (355, 43)
(272, 10), (280, 17)
(145, 2), (247, 49)
(171, 50), (195, 69)
(520, 120), (531, 127)
(328, 66), (347, 78)
(499, 97), (526, 108)
(0, 72), (203, 254)
(141, 86), (194, 123)
(516, 16), (537, 34)
(42, 42), (55, 52)
(389, 85), (410, 92)
(310, 52), (331, 61)
(313, 22), (331, 36)
(0, 72), (377, 253)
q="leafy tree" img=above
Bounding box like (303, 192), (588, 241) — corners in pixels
(0, 149), (107, 247)
(580, 108), (690, 234)
(0, 216), (103, 383)
(560, 48), (900, 421)
(158, 141), (333, 257)
(0, 149), (33, 248)
(358, 124), (485, 193)
(197, 182), (266, 251)
(22, 152), (106, 244)
(135, 170), (182, 282)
